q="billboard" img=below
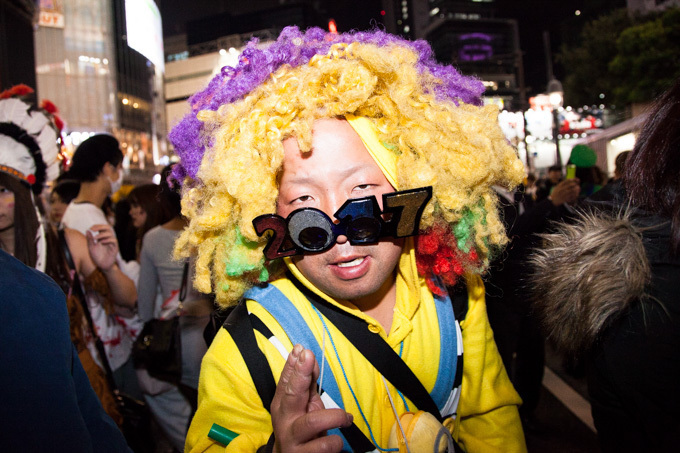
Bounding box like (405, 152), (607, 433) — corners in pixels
(39, 0), (64, 28)
(125, 0), (164, 72)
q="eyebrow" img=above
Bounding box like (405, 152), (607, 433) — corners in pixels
(286, 159), (374, 186)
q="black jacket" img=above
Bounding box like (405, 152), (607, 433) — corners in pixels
(530, 194), (680, 452)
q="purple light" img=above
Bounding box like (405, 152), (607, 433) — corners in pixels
(458, 33), (493, 62)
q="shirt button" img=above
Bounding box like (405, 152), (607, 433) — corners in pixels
(367, 324), (380, 334)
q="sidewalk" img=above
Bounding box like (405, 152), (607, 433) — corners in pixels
(524, 346), (600, 453)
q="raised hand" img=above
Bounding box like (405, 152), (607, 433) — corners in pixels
(86, 224), (119, 271)
(549, 178), (581, 206)
(270, 344), (353, 453)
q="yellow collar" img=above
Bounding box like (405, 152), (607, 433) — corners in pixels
(283, 237), (431, 334)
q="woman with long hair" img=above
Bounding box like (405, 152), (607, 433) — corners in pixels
(135, 165), (212, 451)
(0, 85), (137, 424)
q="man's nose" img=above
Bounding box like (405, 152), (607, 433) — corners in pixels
(320, 195), (348, 245)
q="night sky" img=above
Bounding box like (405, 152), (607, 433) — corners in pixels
(160, 0), (627, 97)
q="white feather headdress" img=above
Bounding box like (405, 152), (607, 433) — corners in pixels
(0, 95), (60, 188)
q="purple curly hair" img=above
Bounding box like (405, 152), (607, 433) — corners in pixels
(169, 26), (485, 182)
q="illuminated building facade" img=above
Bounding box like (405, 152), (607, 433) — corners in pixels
(34, 0), (168, 182)
(380, 0), (524, 111)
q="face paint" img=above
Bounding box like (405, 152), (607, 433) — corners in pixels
(253, 186), (431, 260)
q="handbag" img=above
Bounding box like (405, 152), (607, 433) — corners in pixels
(132, 260), (189, 384)
(58, 229), (152, 453)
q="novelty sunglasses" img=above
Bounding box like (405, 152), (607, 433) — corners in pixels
(253, 187), (432, 259)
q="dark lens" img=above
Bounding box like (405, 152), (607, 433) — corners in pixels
(288, 209), (334, 252)
(298, 226), (330, 250)
(347, 217), (381, 242)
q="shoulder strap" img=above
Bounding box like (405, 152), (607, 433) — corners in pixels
(288, 276), (443, 422)
(449, 282), (469, 324)
(58, 229), (119, 392)
(223, 300), (276, 413)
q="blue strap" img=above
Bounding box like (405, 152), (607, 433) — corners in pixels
(244, 285), (350, 451)
(430, 289), (458, 412)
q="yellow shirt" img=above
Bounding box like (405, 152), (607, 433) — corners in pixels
(185, 240), (526, 452)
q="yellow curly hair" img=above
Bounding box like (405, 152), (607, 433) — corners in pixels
(173, 37), (523, 307)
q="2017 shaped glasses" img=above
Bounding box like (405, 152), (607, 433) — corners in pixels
(253, 187), (432, 260)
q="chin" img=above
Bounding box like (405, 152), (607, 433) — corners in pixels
(318, 279), (386, 302)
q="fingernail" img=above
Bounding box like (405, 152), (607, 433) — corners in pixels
(291, 344), (302, 359)
(346, 413), (353, 426)
(298, 349), (306, 363)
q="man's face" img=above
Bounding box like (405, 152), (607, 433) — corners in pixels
(548, 169), (562, 184)
(277, 118), (403, 301)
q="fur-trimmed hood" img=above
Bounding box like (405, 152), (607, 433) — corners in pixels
(529, 209), (655, 357)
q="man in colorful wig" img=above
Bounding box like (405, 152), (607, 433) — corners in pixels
(171, 27), (526, 452)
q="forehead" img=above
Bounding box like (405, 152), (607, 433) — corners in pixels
(280, 118), (380, 180)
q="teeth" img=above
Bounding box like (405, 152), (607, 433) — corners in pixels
(337, 257), (364, 268)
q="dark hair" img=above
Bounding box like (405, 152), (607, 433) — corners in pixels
(67, 134), (123, 182)
(159, 164), (182, 218)
(51, 179), (80, 204)
(548, 165), (562, 173)
(624, 77), (680, 254)
(127, 183), (173, 246)
(0, 172), (71, 290)
(614, 150), (631, 177)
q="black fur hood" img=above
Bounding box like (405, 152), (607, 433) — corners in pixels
(529, 208), (661, 357)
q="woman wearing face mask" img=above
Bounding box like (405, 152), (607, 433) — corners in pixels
(61, 134), (144, 399)
(61, 134), (125, 231)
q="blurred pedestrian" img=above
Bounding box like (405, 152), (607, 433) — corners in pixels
(61, 133), (143, 399)
(486, 176), (580, 430)
(48, 178), (80, 231)
(531, 77), (680, 452)
(127, 183), (172, 260)
(568, 144), (604, 198)
(0, 249), (131, 453)
(135, 165), (212, 452)
(535, 165), (562, 201)
(588, 150), (631, 204)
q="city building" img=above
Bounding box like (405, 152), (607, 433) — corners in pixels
(1, 0), (38, 95)
(34, 0), (168, 183)
(381, 0), (525, 111)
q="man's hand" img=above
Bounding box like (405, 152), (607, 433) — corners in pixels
(270, 344), (353, 453)
(549, 179), (580, 206)
(86, 224), (119, 272)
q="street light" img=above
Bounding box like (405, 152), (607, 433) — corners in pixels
(547, 78), (563, 167)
